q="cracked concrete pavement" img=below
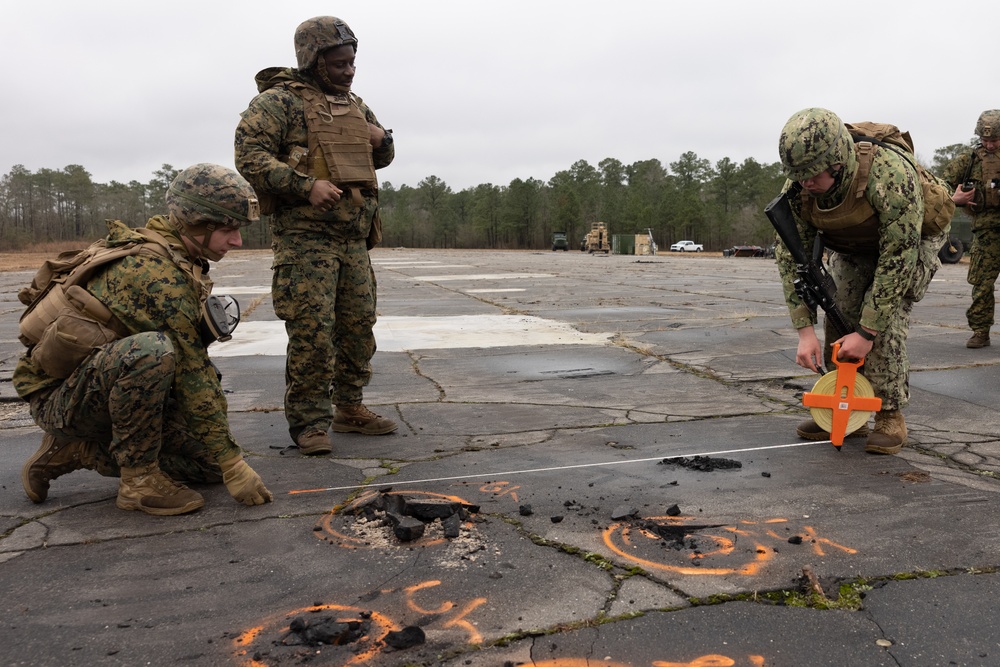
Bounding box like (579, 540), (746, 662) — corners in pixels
(2, 248), (1000, 666)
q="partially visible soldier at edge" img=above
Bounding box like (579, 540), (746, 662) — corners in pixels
(13, 163), (273, 516)
(773, 108), (948, 455)
(234, 15), (397, 456)
(944, 110), (1000, 349)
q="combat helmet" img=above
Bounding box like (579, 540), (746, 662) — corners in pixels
(294, 16), (358, 70)
(167, 163), (259, 261)
(975, 110), (1000, 139)
(778, 108), (854, 182)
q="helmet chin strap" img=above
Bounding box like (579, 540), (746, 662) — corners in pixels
(187, 228), (223, 262)
(171, 214), (223, 262)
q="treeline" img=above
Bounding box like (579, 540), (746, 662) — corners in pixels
(0, 164), (268, 251)
(0, 143), (971, 252)
(378, 155), (786, 251)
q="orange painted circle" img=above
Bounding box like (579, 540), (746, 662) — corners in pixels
(232, 603), (397, 667)
(602, 516), (773, 576)
(316, 490), (476, 548)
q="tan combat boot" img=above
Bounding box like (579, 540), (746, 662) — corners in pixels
(795, 419), (869, 441)
(116, 463), (204, 516)
(967, 331), (991, 348)
(864, 410), (907, 455)
(296, 428), (332, 456)
(333, 404), (398, 435)
(22, 434), (98, 503)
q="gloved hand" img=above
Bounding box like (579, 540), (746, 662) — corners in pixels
(220, 455), (273, 506)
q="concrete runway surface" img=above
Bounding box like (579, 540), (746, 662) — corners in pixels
(2, 247), (1000, 667)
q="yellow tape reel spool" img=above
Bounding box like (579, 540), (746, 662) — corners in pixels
(808, 369), (877, 435)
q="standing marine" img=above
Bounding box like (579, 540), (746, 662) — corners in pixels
(774, 108), (949, 454)
(945, 110), (1000, 349)
(14, 164), (273, 515)
(234, 16), (397, 456)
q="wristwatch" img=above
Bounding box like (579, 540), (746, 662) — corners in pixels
(856, 326), (877, 341)
(380, 129), (393, 148)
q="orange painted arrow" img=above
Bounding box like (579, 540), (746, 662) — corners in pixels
(802, 342), (882, 448)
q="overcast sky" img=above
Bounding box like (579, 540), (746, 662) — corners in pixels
(1, 0), (992, 192)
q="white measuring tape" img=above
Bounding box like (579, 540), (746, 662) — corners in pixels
(288, 440), (831, 495)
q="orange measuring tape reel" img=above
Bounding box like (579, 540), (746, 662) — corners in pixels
(801, 342), (882, 448)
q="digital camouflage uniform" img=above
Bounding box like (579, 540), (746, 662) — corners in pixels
(775, 113), (945, 413)
(234, 40), (394, 443)
(943, 112), (1000, 336)
(13, 216), (237, 480)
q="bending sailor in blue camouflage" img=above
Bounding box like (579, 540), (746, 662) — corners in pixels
(944, 110), (1000, 349)
(774, 108), (947, 455)
(13, 164), (273, 516)
(234, 16), (397, 456)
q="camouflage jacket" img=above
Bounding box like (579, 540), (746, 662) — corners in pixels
(234, 67), (393, 246)
(944, 148), (1000, 230)
(13, 216), (241, 463)
(774, 146), (923, 332)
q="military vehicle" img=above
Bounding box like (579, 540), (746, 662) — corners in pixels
(939, 210), (972, 264)
(582, 221), (610, 254)
(551, 231), (569, 251)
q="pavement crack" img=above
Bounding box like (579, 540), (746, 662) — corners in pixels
(407, 350), (446, 401)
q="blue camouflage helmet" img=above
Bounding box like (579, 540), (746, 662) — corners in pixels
(294, 16), (358, 71)
(779, 108), (854, 182)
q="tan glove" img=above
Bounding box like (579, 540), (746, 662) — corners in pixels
(220, 455), (273, 506)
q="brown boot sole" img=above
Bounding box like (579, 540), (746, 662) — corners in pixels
(22, 449), (51, 504)
(864, 442), (903, 455)
(116, 495), (205, 516)
(296, 430), (333, 455)
(332, 422), (399, 435)
(298, 442), (333, 456)
(796, 425), (870, 441)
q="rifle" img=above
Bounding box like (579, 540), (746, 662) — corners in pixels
(763, 185), (853, 339)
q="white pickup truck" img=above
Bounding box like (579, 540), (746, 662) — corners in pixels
(669, 240), (704, 252)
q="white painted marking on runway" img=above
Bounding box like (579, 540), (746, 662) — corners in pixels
(464, 288), (526, 293)
(211, 314), (610, 357)
(412, 273), (554, 281)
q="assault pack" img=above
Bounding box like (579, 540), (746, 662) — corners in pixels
(845, 122), (955, 236)
(17, 226), (175, 378)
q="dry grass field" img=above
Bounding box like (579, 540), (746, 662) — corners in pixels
(0, 241), (88, 272)
(0, 251), (67, 272)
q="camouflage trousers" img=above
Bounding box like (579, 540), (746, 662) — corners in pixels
(28, 332), (222, 482)
(966, 227), (1000, 332)
(272, 239), (377, 441)
(822, 231), (947, 411)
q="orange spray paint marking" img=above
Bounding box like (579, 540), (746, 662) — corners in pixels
(479, 480), (520, 502)
(404, 580), (453, 614)
(313, 489), (476, 548)
(802, 342), (881, 448)
(527, 661), (631, 667)
(441, 597), (487, 645)
(402, 580), (486, 645)
(603, 518), (774, 576)
(765, 526), (858, 557)
(654, 655), (735, 667)
(231, 603), (397, 667)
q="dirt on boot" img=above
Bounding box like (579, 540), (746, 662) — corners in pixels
(116, 463), (204, 516)
(865, 410), (907, 455)
(296, 428), (332, 455)
(333, 405), (398, 435)
(22, 434), (97, 503)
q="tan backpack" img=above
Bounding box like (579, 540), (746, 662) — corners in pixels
(845, 122), (955, 236)
(18, 227), (174, 378)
